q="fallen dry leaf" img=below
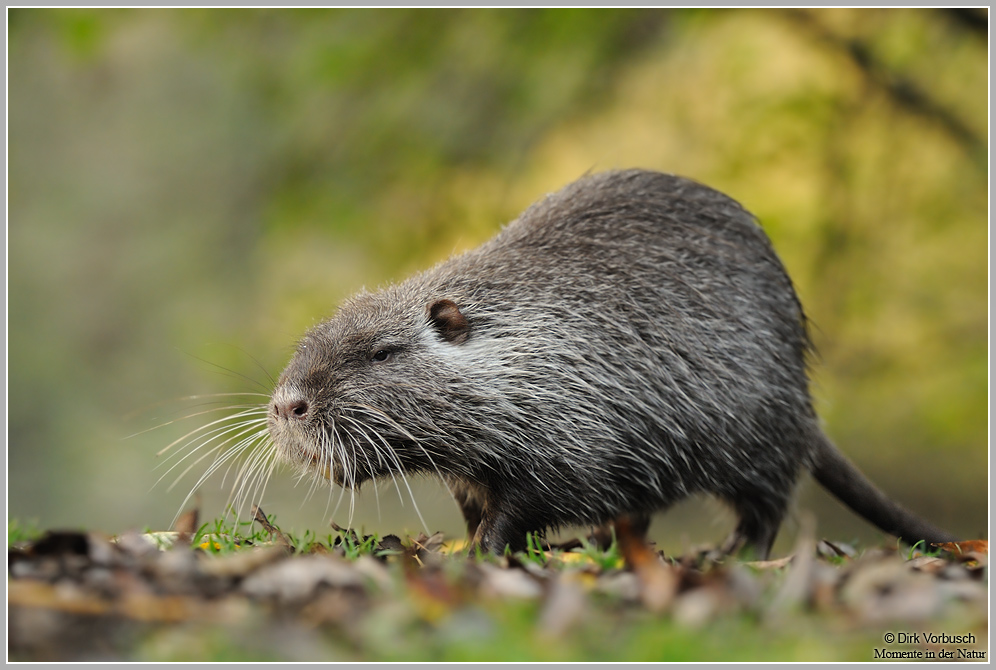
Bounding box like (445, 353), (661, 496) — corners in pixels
(7, 521), (989, 662)
(817, 539), (857, 559)
(172, 507), (199, 539)
(253, 505), (293, 551)
(935, 539), (988, 555)
(745, 555), (794, 570)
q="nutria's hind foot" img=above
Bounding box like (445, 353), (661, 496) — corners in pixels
(720, 505), (783, 560)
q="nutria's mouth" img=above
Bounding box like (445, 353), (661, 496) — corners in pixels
(271, 433), (334, 482)
(308, 453), (333, 481)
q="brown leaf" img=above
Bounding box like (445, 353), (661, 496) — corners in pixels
(410, 531), (446, 554)
(172, 507), (199, 540)
(198, 545), (289, 578)
(935, 540), (988, 555)
(253, 505), (292, 551)
(408, 531), (447, 565)
(745, 555), (794, 570)
(817, 539), (856, 559)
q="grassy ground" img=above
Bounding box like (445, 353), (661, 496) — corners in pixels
(7, 513), (989, 662)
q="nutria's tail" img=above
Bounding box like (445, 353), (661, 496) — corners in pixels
(811, 434), (958, 546)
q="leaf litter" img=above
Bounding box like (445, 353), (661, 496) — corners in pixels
(7, 507), (989, 662)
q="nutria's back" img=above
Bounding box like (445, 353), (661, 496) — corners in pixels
(269, 169), (956, 555)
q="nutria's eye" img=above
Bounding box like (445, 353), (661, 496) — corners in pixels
(370, 349), (393, 364)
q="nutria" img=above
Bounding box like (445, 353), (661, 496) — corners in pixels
(267, 169), (957, 557)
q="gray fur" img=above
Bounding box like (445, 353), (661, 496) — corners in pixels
(268, 169), (956, 556)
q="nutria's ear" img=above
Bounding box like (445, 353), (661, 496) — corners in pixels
(429, 299), (470, 344)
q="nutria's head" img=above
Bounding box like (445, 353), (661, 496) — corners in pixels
(267, 285), (474, 489)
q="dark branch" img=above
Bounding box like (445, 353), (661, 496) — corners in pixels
(784, 9), (984, 160)
(943, 8), (989, 40)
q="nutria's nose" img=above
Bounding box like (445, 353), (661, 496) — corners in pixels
(272, 395), (310, 421)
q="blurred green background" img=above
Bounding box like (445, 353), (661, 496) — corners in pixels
(7, 8), (988, 552)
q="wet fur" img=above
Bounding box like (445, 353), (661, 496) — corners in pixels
(267, 169), (956, 556)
